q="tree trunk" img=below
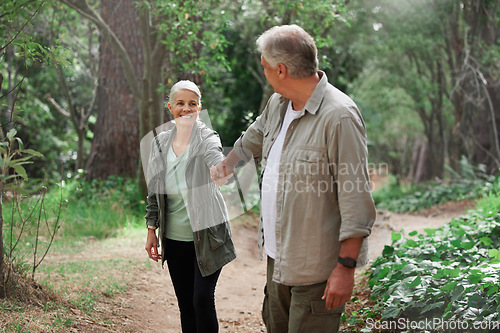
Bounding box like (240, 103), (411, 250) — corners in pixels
(0, 192), (5, 298)
(85, 0), (143, 180)
(409, 140), (432, 183)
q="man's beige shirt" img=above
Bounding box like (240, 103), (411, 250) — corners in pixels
(234, 71), (376, 286)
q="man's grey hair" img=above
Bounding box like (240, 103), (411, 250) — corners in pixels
(256, 25), (318, 79)
(169, 80), (202, 104)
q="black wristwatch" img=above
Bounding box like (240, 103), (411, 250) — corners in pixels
(338, 256), (357, 269)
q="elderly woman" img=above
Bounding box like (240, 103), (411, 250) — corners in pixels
(144, 80), (236, 333)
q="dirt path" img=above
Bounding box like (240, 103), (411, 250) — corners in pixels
(64, 201), (473, 333)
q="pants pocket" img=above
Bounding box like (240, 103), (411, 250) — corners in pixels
(304, 301), (343, 333)
(310, 301), (344, 315)
(262, 284), (270, 328)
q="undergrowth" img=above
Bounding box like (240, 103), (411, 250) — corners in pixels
(1, 175), (145, 332)
(59, 174), (145, 240)
(374, 158), (499, 213)
(346, 190), (500, 332)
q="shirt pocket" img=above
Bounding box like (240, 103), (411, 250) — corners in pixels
(293, 146), (327, 176)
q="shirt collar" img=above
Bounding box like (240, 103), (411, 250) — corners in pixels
(279, 71), (328, 116)
(303, 71), (327, 115)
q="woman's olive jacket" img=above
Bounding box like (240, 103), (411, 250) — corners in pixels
(145, 121), (236, 277)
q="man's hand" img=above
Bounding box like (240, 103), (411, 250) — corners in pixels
(145, 229), (160, 262)
(210, 150), (242, 185)
(322, 265), (355, 310)
(210, 160), (234, 185)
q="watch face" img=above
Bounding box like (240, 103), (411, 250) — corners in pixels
(344, 258), (356, 268)
(339, 256), (357, 268)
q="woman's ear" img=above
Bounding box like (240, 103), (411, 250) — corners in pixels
(167, 103), (173, 114)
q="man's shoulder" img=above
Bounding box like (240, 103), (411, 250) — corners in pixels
(323, 84), (356, 107)
(320, 85), (361, 121)
(268, 92), (286, 107)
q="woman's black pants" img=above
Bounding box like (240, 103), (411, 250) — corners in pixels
(164, 238), (221, 333)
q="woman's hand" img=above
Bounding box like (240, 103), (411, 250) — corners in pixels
(210, 165), (234, 185)
(145, 229), (160, 262)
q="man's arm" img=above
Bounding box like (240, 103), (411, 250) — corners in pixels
(322, 237), (364, 310)
(322, 112), (376, 310)
(211, 94), (279, 185)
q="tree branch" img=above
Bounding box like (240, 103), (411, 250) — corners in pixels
(59, 0), (141, 101)
(45, 94), (70, 117)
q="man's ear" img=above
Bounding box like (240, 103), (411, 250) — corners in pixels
(278, 63), (287, 78)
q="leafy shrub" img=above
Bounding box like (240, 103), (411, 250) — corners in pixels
(372, 175), (419, 206)
(368, 207), (500, 327)
(375, 157), (500, 213)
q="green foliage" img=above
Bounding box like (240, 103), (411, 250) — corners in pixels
(475, 192), (500, 219)
(371, 175), (418, 207)
(151, 0), (232, 83)
(57, 174), (144, 240)
(1, 1), (86, 181)
(375, 159), (499, 213)
(368, 207), (500, 325)
(0, 129), (43, 188)
(3, 174), (144, 282)
(376, 178), (498, 213)
(352, 62), (422, 177)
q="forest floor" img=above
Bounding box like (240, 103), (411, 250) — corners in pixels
(58, 199), (474, 333)
(1, 198), (475, 332)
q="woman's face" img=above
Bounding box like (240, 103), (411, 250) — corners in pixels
(168, 89), (201, 125)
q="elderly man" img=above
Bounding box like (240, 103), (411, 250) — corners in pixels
(211, 25), (376, 332)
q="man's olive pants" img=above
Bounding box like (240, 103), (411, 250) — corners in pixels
(262, 257), (344, 333)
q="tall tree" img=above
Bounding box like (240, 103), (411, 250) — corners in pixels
(349, 0), (500, 181)
(83, 0), (143, 180)
(44, 4), (99, 172)
(441, 0), (500, 172)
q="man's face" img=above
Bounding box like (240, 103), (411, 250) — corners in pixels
(261, 56), (280, 93)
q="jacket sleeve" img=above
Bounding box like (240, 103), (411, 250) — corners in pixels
(145, 191), (159, 228)
(144, 134), (164, 228)
(203, 130), (225, 168)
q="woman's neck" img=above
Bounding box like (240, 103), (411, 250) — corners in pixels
(172, 124), (194, 156)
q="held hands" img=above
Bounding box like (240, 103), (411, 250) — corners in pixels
(145, 229), (160, 262)
(210, 159), (234, 186)
(322, 265), (356, 310)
